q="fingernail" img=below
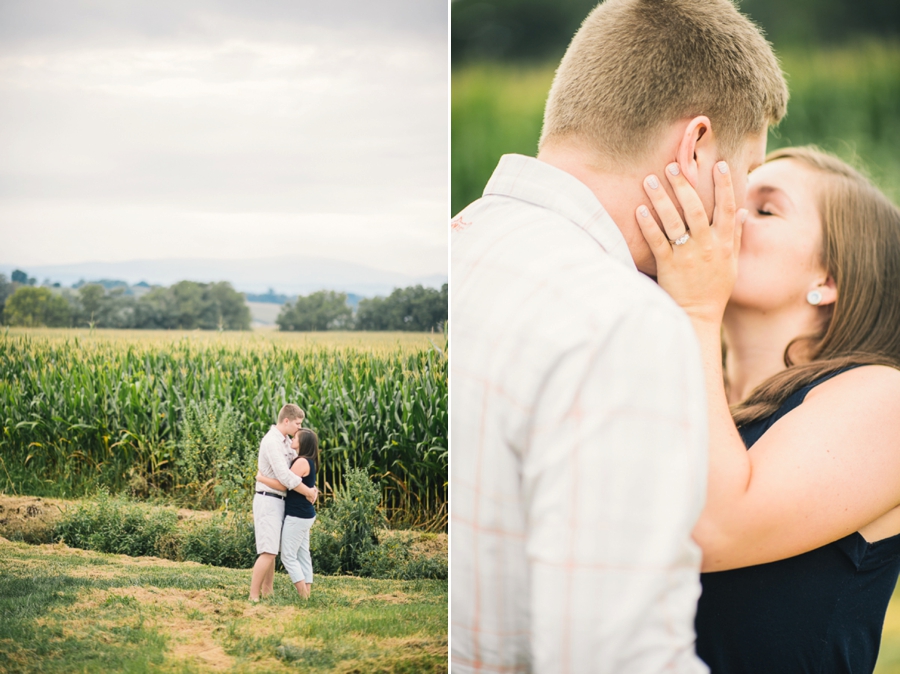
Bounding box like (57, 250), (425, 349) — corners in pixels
(647, 175), (659, 189)
(717, 161), (729, 174)
(639, 205), (649, 218)
(741, 209), (748, 224)
(667, 163), (680, 176)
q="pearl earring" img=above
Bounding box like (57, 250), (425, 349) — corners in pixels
(807, 289), (823, 306)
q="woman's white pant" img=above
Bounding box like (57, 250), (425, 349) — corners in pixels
(281, 515), (315, 584)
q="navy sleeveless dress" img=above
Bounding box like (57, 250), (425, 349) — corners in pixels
(695, 369), (900, 674)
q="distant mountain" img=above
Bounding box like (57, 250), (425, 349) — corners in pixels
(0, 257), (447, 298)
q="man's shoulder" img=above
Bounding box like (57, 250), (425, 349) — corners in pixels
(452, 189), (563, 234)
(452, 196), (624, 288)
(259, 426), (279, 447)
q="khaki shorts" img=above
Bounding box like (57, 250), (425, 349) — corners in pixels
(253, 492), (285, 555)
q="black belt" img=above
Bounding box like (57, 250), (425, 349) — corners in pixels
(256, 490), (285, 500)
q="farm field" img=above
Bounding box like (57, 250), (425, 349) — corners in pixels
(0, 537), (448, 673)
(1, 327), (441, 352)
(0, 327), (447, 527)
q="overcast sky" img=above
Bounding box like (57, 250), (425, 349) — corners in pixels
(0, 0), (448, 278)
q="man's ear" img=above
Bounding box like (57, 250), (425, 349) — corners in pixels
(676, 116), (716, 189)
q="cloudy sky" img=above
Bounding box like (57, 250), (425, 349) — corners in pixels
(0, 0), (448, 280)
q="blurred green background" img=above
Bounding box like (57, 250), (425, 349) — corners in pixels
(452, 1), (900, 672)
(451, 0), (900, 216)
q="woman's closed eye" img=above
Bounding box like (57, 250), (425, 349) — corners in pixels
(756, 202), (777, 217)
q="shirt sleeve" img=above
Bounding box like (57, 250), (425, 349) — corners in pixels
(261, 435), (302, 490)
(522, 304), (709, 674)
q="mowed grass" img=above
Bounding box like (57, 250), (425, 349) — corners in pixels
(0, 538), (448, 673)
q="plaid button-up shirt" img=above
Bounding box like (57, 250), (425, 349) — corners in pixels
(450, 155), (709, 674)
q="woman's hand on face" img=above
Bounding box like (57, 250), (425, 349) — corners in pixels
(635, 161), (747, 326)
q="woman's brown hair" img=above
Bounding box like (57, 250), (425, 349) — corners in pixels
(295, 428), (320, 467)
(731, 146), (900, 426)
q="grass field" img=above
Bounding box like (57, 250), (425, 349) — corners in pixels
(451, 39), (900, 214)
(0, 537), (448, 673)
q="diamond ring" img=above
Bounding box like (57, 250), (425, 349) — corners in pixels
(672, 232), (691, 246)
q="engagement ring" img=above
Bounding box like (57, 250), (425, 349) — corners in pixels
(672, 232), (691, 246)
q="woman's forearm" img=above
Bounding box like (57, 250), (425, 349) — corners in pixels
(689, 317), (753, 571)
(292, 481), (312, 496)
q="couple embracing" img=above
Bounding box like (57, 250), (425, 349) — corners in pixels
(248, 404), (320, 602)
(451, 0), (900, 672)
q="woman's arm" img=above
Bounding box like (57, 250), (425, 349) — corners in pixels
(694, 364), (900, 571)
(637, 163), (900, 571)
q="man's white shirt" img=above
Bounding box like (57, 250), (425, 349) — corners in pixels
(450, 155), (710, 673)
(256, 425), (301, 495)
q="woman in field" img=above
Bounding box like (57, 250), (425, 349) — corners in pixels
(256, 429), (319, 600)
(635, 146), (900, 673)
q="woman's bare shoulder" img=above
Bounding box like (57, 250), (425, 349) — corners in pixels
(808, 364), (900, 398)
(291, 457), (310, 476)
(804, 364), (900, 425)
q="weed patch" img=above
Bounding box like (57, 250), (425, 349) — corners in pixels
(10, 480), (447, 581)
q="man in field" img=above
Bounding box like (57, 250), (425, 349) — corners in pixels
(249, 403), (316, 601)
(450, 0), (787, 671)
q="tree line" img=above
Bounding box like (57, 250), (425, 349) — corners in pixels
(0, 271), (448, 332)
(275, 284), (448, 332)
(0, 275), (251, 330)
(451, 0), (899, 65)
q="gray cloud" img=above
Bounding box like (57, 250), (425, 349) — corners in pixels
(0, 0), (448, 281)
(0, 0), (446, 47)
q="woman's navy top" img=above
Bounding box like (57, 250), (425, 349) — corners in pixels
(695, 368), (900, 674)
(284, 457), (316, 519)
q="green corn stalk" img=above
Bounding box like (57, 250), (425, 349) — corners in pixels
(0, 330), (447, 527)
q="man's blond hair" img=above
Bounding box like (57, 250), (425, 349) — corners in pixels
(277, 404), (305, 423)
(540, 0), (788, 167)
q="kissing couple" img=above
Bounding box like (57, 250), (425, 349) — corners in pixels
(451, 0), (900, 672)
(249, 404), (320, 603)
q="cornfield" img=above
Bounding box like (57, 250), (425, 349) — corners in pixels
(0, 328), (447, 528)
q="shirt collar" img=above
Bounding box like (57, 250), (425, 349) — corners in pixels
(483, 154), (636, 271)
(270, 425), (285, 441)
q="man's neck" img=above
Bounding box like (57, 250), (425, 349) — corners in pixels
(536, 142), (671, 274)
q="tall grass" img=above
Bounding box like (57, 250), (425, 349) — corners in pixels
(0, 329), (447, 527)
(452, 63), (554, 215)
(769, 41), (900, 203)
(451, 39), (900, 214)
